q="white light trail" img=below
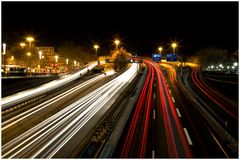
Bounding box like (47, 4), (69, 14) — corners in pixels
(1, 62), (98, 109)
(2, 63), (139, 158)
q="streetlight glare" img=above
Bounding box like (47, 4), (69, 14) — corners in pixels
(234, 62), (238, 66)
(114, 39), (120, 45)
(26, 37), (34, 42)
(20, 43), (26, 47)
(94, 44), (99, 49)
(172, 43), (177, 48)
(55, 55), (59, 63)
(158, 47), (163, 53)
(27, 52), (31, 56)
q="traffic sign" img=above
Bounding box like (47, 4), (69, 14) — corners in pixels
(152, 53), (162, 62)
(166, 53), (177, 61)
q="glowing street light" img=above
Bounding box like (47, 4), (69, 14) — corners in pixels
(74, 60), (77, 66)
(158, 47), (163, 54)
(39, 51), (43, 60)
(94, 44), (99, 56)
(39, 51), (43, 72)
(2, 43), (6, 76)
(66, 58), (69, 65)
(27, 52), (31, 74)
(20, 42), (26, 48)
(55, 55), (59, 63)
(172, 43), (177, 54)
(234, 62), (238, 66)
(114, 39), (120, 50)
(26, 36), (34, 47)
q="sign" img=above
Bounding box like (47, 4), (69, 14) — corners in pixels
(166, 53), (177, 61)
(152, 53), (162, 62)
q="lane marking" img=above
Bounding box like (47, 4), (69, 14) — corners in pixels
(153, 109), (155, 119)
(152, 150), (155, 158)
(183, 128), (193, 145)
(171, 97), (175, 103)
(176, 108), (181, 117)
(167, 84), (169, 88)
(169, 89), (171, 94)
(154, 93), (156, 99)
(154, 83), (156, 87)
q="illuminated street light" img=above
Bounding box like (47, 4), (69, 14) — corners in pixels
(20, 42), (26, 48)
(158, 47), (163, 54)
(234, 62), (238, 66)
(39, 51), (43, 72)
(55, 55), (59, 63)
(39, 51), (43, 60)
(94, 44), (99, 56)
(26, 36), (34, 47)
(66, 58), (69, 65)
(114, 39), (120, 50)
(27, 52), (31, 74)
(172, 43), (177, 54)
(211, 65), (214, 69)
(74, 60), (77, 66)
(2, 43), (6, 76)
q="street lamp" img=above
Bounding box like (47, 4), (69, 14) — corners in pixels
(114, 39), (120, 50)
(158, 47), (163, 54)
(66, 58), (69, 65)
(2, 43), (6, 76)
(94, 44), (99, 56)
(27, 52), (31, 75)
(26, 37), (34, 47)
(39, 51), (43, 72)
(172, 43), (177, 54)
(20, 42), (26, 48)
(55, 55), (58, 63)
(234, 62), (238, 66)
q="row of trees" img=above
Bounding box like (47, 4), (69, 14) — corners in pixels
(187, 47), (238, 68)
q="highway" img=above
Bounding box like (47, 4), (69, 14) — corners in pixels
(160, 63), (237, 158)
(2, 63), (139, 158)
(118, 60), (192, 158)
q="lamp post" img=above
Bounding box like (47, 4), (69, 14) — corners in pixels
(114, 39), (120, 50)
(26, 37), (34, 54)
(94, 44), (99, 56)
(39, 51), (42, 73)
(20, 42), (26, 48)
(27, 52), (31, 75)
(55, 55), (58, 73)
(172, 43), (177, 54)
(2, 43), (6, 76)
(158, 47), (163, 54)
(94, 44), (100, 65)
(26, 37), (34, 47)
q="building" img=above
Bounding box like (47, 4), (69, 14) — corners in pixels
(35, 47), (55, 62)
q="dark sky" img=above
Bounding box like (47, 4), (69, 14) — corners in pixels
(2, 1), (239, 56)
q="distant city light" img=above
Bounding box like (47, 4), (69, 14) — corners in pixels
(211, 65), (214, 69)
(234, 62), (238, 66)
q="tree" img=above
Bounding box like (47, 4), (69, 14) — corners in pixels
(111, 47), (130, 72)
(189, 47), (229, 67)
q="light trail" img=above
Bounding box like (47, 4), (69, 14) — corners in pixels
(120, 60), (192, 158)
(2, 73), (110, 131)
(1, 62), (99, 109)
(191, 68), (237, 120)
(2, 63), (139, 158)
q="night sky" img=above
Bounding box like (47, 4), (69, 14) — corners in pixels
(2, 1), (239, 56)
